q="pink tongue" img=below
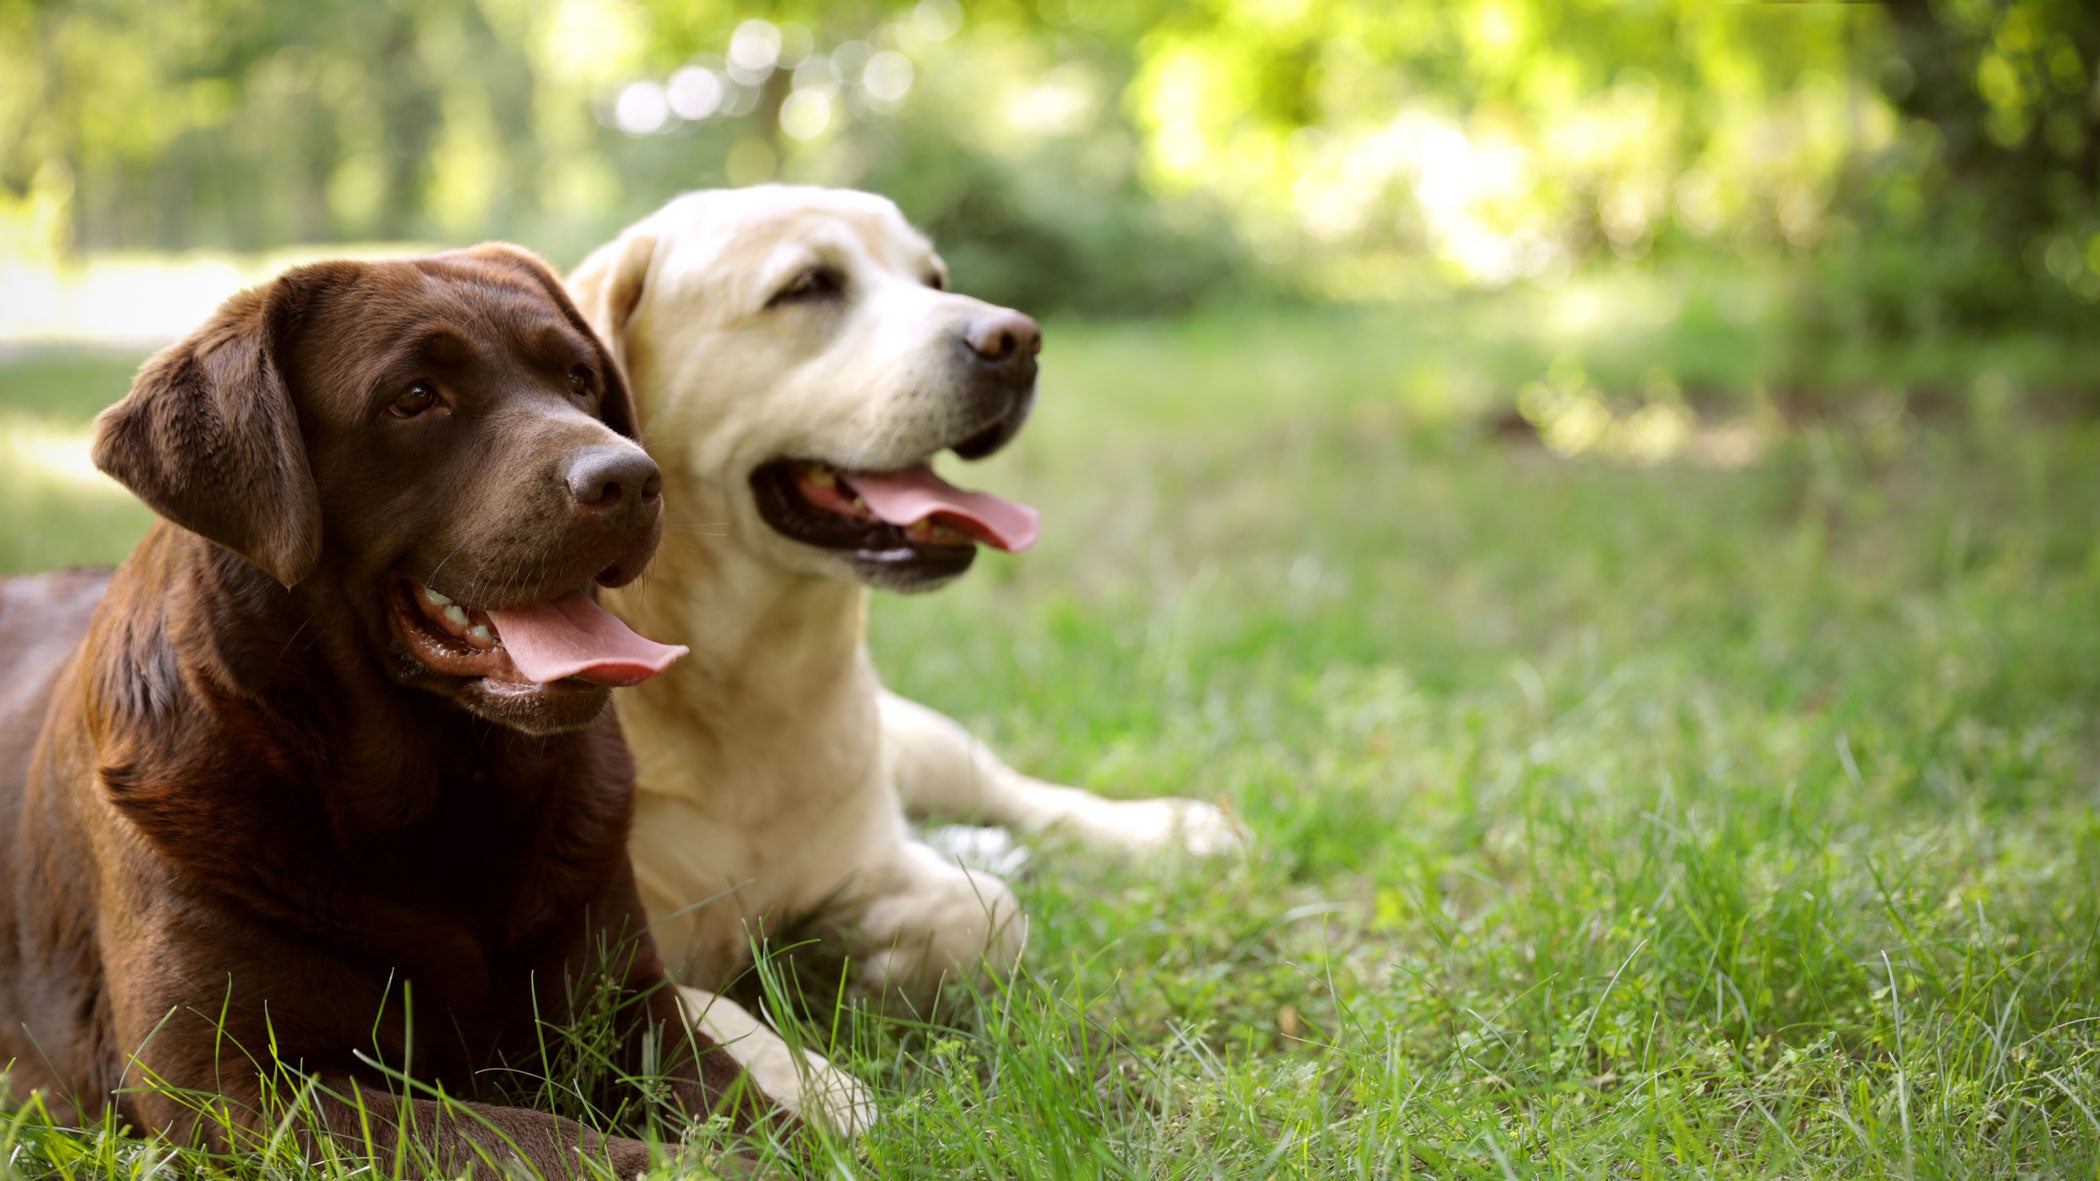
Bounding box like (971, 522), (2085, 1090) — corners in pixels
(485, 593), (688, 687)
(844, 465), (1040, 552)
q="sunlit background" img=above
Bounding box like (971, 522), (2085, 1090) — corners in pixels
(1, 0), (2097, 519)
(5, 7), (2100, 1170)
(6, 1), (2099, 315)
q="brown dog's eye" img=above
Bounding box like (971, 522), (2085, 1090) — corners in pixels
(769, 266), (843, 307)
(390, 381), (439, 418)
(567, 365), (593, 396)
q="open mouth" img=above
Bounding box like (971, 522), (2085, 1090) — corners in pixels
(387, 579), (687, 688)
(750, 460), (1040, 562)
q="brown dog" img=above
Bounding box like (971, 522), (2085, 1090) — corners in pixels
(0, 246), (765, 1177)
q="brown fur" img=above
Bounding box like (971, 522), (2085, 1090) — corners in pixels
(0, 246), (760, 1177)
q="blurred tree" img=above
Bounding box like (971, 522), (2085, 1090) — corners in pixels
(1867, 0), (2100, 324)
(1886, 0), (2097, 238)
(0, 0), (2094, 324)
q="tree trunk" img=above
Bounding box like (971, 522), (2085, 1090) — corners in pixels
(374, 8), (439, 239)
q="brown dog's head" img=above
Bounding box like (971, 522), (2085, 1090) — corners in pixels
(92, 245), (684, 734)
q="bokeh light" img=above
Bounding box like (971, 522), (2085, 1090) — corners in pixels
(667, 66), (724, 121)
(613, 81), (670, 135)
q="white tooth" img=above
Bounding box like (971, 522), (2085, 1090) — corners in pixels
(467, 624), (494, 646)
(443, 605), (469, 628)
(424, 587), (452, 607)
(808, 467), (836, 488)
(849, 496), (866, 509)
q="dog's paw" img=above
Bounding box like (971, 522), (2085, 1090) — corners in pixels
(674, 985), (878, 1137)
(1078, 796), (1249, 857)
(789, 1047), (879, 1137)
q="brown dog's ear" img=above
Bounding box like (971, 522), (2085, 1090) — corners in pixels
(567, 230), (658, 375)
(457, 241), (646, 441)
(92, 279), (321, 588)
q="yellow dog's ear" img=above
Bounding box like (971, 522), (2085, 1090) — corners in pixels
(92, 274), (325, 589)
(567, 230), (659, 374)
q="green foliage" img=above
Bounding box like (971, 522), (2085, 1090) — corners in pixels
(850, 91), (1247, 315)
(6, 1), (2099, 323)
(1801, 0), (2100, 339)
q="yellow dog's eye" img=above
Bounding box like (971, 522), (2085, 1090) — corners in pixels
(567, 365), (593, 396)
(390, 380), (438, 418)
(770, 266), (843, 306)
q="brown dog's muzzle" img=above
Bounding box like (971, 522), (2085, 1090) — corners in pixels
(384, 423), (680, 725)
(552, 436), (662, 590)
(565, 443), (664, 536)
(492, 415), (665, 592)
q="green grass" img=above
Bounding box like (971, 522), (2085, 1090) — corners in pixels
(2, 288), (2098, 1178)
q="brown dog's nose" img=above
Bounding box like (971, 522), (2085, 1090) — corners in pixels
(565, 445), (662, 519)
(963, 310), (1042, 367)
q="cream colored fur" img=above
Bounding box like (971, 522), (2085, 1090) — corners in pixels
(568, 186), (1243, 1061)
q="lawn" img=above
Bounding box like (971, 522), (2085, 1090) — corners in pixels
(2, 286), (2097, 1178)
